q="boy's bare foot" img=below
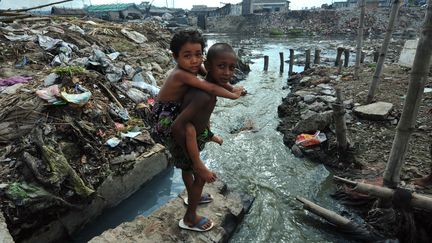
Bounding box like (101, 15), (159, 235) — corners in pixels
(193, 164), (217, 183)
(211, 135), (223, 145)
(414, 175), (432, 187)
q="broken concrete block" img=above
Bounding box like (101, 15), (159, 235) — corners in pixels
(353, 102), (393, 120)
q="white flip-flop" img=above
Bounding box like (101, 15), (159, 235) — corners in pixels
(183, 193), (213, 205)
(178, 217), (214, 232)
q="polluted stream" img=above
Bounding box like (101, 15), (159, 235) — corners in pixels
(73, 35), (358, 242)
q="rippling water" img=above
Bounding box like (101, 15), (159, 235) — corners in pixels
(74, 35), (356, 243)
(204, 35), (346, 242)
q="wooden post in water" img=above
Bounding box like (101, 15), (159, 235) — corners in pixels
(305, 49), (311, 70)
(289, 49), (294, 75)
(279, 52), (284, 73)
(373, 51), (379, 63)
(314, 49), (321, 65)
(264, 55), (269, 71)
(335, 47), (344, 66)
(344, 48), (350, 67)
(332, 88), (348, 151)
(360, 51), (366, 63)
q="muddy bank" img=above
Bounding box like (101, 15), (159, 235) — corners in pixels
(207, 8), (424, 38)
(277, 62), (432, 240)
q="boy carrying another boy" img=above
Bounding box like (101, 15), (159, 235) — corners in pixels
(171, 43), (241, 232)
(151, 29), (244, 182)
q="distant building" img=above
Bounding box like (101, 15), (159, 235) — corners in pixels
(190, 5), (218, 14)
(343, 0), (386, 9)
(252, 0), (290, 13)
(51, 6), (87, 17)
(86, 3), (143, 21)
(208, 3), (242, 17)
(333, 1), (349, 8)
(242, 0), (253, 15)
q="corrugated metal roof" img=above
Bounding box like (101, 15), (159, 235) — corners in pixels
(86, 3), (136, 12)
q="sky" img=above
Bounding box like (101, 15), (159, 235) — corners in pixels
(0, 0), (335, 11)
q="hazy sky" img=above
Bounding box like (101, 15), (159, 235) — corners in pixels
(0, 0), (335, 10)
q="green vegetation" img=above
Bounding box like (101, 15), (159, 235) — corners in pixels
(287, 28), (304, 34)
(269, 28), (284, 36)
(7, 182), (29, 200)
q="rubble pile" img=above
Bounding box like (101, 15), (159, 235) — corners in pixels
(207, 8), (425, 37)
(0, 16), (173, 241)
(277, 65), (432, 177)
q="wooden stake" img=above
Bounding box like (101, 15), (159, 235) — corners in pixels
(264, 55), (269, 71)
(335, 47), (344, 66)
(314, 49), (321, 64)
(296, 197), (353, 227)
(332, 88), (348, 151)
(289, 49), (294, 75)
(344, 48), (350, 67)
(279, 52), (284, 73)
(305, 49), (311, 70)
(333, 176), (432, 212)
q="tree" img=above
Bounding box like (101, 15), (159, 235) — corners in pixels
(383, 0), (432, 188)
(366, 0), (401, 103)
(354, 0), (366, 79)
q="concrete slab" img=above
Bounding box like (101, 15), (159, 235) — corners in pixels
(353, 102), (393, 120)
(89, 181), (254, 243)
(399, 39), (418, 68)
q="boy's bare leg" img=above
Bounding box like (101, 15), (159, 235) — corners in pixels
(182, 170), (194, 195)
(183, 172), (212, 229)
(185, 123), (217, 183)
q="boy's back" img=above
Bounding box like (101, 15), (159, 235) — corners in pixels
(177, 88), (216, 135)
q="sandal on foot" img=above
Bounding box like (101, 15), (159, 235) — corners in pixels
(179, 217), (214, 232)
(183, 193), (213, 205)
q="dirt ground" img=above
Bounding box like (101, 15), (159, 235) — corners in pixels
(279, 63), (432, 184)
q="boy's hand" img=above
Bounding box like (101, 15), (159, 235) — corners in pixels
(211, 135), (223, 145)
(233, 85), (247, 96)
(194, 165), (217, 183)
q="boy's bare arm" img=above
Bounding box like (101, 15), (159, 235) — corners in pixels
(177, 71), (241, 99)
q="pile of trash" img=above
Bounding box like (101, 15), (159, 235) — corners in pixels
(0, 15), (173, 240)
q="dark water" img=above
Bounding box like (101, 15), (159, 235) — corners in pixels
(73, 35), (355, 242)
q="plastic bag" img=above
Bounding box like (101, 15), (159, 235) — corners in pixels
(295, 131), (327, 147)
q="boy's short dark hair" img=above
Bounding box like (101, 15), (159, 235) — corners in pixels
(170, 29), (206, 57)
(206, 43), (236, 63)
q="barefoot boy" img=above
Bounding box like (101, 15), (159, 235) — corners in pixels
(171, 43), (240, 232)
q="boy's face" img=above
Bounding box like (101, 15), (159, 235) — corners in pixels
(174, 42), (203, 75)
(206, 52), (236, 85)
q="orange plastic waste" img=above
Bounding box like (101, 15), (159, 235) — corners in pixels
(295, 131), (327, 147)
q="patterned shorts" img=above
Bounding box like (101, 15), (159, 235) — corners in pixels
(168, 128), (212, 171)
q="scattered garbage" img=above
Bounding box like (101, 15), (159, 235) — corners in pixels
(0, 14), (173, 241)
(295, 131), (327, 147)
(0, 76), (32, 86)
(60, 85), (92, 107)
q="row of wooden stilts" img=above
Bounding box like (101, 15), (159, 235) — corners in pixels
(263, 48), (381, 74)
